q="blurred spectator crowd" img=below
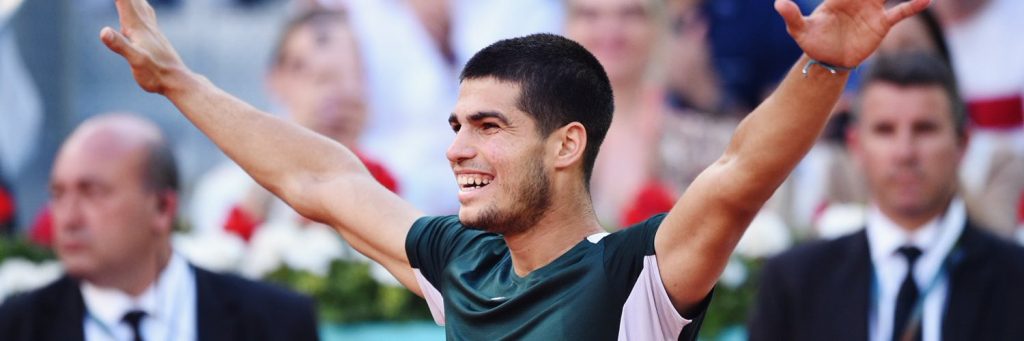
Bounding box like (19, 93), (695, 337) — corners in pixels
(0, 0), (1022, 333)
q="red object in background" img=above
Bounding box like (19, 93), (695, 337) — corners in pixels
(30, 205), (54, 247)
(620, 180), (677, 228)
(224, 206), (259, 242)
(967, 95), (1023, 129)
(222, 152), (400, 241)
(357, 152), (400, 195)
(1018, 192), (1024, 225)
(0, 186), (14, 227)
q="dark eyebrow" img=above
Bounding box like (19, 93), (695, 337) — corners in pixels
(448, 111), (511, 126)
(468, 111), (510, 125)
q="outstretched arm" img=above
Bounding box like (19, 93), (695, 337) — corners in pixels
(100, 0), (425, 295)
(654, 0), (930, 312)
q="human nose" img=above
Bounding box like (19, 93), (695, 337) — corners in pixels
(891, 129), (917, 164)
(53, 195), (85, 233)
(446, 130), (476, 166)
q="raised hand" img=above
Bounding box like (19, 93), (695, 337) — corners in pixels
(774, 0), (931, 68)
(100, 0), (187, 95)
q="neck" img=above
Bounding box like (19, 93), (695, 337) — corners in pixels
(503, 187), (603, 277)
(881, 197), (954, 233)
(91, 244), (173, 297)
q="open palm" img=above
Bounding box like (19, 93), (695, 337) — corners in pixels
(101, 0), (187, 95)
(775, 0), (931, 68)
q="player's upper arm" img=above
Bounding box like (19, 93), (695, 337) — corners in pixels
(290, 169), (426, 296)
(653, 153), (772, 313)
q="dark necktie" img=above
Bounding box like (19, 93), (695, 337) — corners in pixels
(893, 246), (923, 341)
(122, 310), (147, 341)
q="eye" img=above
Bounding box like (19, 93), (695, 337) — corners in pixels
(572, 7), (599, 21)
(871, 122), (895, 136)
(480, 122), (502, 134)
(450, 123), (461, 134)
(621, 5), (647, 20)
(50, 186), (64, 201)
(913, 121), (939, 134)
(80, 182), (111, 199)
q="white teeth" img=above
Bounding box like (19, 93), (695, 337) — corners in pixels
(457, 174), (493, 190)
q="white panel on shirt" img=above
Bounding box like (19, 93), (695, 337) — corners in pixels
(617, 255), (691, 341)
(414, 269), (446, 326)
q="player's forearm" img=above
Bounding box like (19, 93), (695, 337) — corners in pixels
(722, 55), (848, 200)
(163, 70), (369, 200)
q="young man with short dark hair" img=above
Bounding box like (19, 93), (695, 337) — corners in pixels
(100, 0), (929, 338)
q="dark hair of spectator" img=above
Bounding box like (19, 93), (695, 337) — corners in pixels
(460, 33), (614, 184)
(858, 52), (967, 136)
(142, 141), (179, 193)
(270, 8), (348, 68)
(916, 8), (952, 67)
(885, 1), (952, 66)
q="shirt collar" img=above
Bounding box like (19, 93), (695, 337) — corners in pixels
(867, 198), (966, 275)
(80, 252), (191, 329)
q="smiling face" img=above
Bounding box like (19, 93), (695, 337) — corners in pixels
(447, 78), (553, 235)
(850, 82), (966, 227)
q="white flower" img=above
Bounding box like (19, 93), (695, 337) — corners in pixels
(173, 231), (246, 273)
(735, 210), (792, 259)
(816, 203), (867, 239)
(239, 221), (388, 281)
(0, 259), (63, 303)
(281, 225), (344, 277)
(241, 223), (299, 279)
(718, 257), (748, 289)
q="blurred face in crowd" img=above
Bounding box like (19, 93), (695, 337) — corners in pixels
(447, 78), (553, 235)
(270, 18), (367, 148)
(849, 82), (966, 228)
(50, 120), (174, 285)
(565, 0), (658, 85)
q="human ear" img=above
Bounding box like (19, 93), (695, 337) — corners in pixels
(153, 190), (178, 234)
(845, 123), (867, 168)
(552, 122), (587, 170)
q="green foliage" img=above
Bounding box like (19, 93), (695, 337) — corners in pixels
(264, 260), (431, 323)
(0, 237), (55, 262)
(700, 259), (762, 340)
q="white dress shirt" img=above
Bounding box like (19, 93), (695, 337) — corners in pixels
(866, 198), (966, 341)
(81, 253), (197, 341)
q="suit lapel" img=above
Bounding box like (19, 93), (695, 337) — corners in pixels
(44, 276), (87, 341)
(834, 231), (872, 341)
(941, 223), (993, 340)
(194, 266), (241, 341)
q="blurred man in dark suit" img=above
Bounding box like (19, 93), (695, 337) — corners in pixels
(0, 113), (319, 341)
(749, 52), (1024, 341)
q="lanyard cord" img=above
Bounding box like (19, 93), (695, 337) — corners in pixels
(871, 240), (964, 341)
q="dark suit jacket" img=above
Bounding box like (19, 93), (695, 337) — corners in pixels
(748, 221), (1024, 341)
(0, 265), (319, 341)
